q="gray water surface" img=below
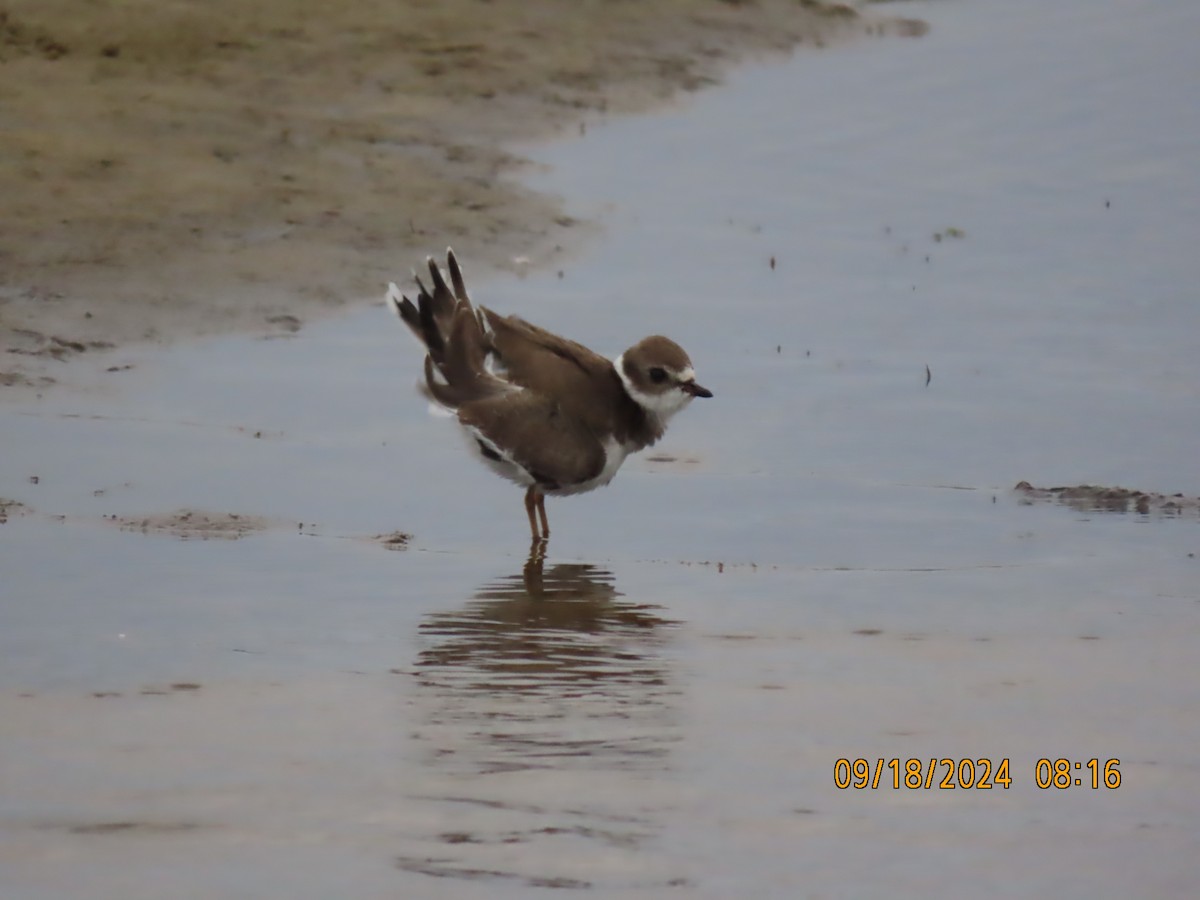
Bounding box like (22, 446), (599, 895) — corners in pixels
(2, 0), (1198, 896)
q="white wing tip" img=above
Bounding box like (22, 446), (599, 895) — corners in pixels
(385, 282), (405, 318)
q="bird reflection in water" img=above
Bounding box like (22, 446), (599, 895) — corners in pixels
(413, 544), (681, 776)
(400, 548), (686, 888)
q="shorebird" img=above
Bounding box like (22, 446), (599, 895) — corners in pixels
(386, 250), (711, 540)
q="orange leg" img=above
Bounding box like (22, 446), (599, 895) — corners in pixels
(535, 492), (550, 538)
(523, 487), (550, 540)
(524, 486), (540, 540)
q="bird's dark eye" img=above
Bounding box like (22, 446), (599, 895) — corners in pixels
(648, 367), (667, 384)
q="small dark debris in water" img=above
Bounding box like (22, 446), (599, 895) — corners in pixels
(769, 255), (776, 270)
(395, 855), (576, 885)
(1105, 199), (1111, 208)
(894, 18), (930, 38)
(47, 336), (87, 353)
(557, 270), (564, 279)
(528, 876), (592, 889)
(925, 364), (931, 386)
(797, 0), (859, 19)
(70, 822), (138, 835)
(171, 683), (202, 691)
(776, 345), (781, 353)
(29, 475), (40, 484)
(376, 531), (412, 550)
(854, 628), (883, 636)
(1, 371), (53, 388)
(67, 821), (204, 835)
(91, 692), (121, 698)
(933, 227), (966, 241)
(266, 314), (301, 333)
(1014, 481), (1200, 516)
(105, 364), (134, 373)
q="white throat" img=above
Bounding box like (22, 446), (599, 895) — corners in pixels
(613, 353), (694, 426)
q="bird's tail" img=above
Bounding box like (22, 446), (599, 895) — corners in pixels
(385, 249), (506, 408)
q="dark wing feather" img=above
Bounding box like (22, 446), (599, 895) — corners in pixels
(388, 250), (508, 408)
(388, 250), (473, 369)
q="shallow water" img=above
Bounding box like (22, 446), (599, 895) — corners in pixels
(3, 0), (1199, 896)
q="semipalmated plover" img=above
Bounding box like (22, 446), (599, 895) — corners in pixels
(386, 250), (711, 540)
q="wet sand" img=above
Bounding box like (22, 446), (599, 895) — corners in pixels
(1, 0), (921, 390)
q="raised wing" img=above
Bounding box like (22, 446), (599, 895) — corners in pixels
(481, 309), (626, 431)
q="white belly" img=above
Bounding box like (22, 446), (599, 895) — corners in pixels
(462, 426), (631, 497)
(549, 436), (630, 497)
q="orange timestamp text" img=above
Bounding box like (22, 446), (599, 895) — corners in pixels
(833, 758), (1122, 790)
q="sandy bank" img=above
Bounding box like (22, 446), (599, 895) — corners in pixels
(1, 0), (924, 390)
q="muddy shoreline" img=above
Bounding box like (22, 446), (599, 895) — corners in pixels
(1, 0), (923, 391)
